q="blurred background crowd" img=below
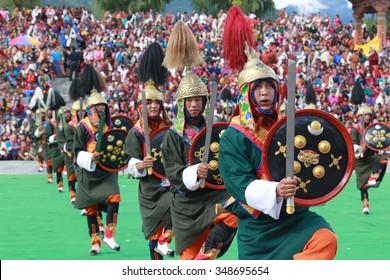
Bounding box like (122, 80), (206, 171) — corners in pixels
(1, 5), (390, 161)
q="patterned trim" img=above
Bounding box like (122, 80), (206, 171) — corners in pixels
(222, 197), (261, 219)
(170, 121), (205, 146)
(229, 121), (264, 151)
(79, 118), (109, 153)
(133, 121), (145, 137)
(237, 83), (255, 132)
(173, 99), (185, 136)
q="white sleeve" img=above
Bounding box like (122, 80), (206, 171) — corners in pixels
(128, 157), (146, 178)
(48, 135), (57, 144)
(182, 163), (201, 191)
(245, 180), (284, 219)
(34, 128), (42, 138)
(76, 151), (96, 172)
(354, 144), (361, 158)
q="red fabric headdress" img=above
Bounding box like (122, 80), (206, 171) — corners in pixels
(222, 6), (256, 72)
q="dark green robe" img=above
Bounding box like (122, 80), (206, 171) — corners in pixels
(31, 121), (50, 162)
(73, 121), (120, 209)
(219, 126), (332, 260)
(124, 127), (173, 239)
(29, 118), (40, 148)
(350, 126), (387, 189)
(162, 128), (231, 255)
(44, 120), (64, 170)
(62, 124), (76, 178)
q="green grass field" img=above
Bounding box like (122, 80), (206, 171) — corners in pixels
(0, 172), (389, 260)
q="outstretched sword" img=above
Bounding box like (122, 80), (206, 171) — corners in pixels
(199, 81), (218, 188)
(286, 59), (296, 215)
(141, 89), (153, 175)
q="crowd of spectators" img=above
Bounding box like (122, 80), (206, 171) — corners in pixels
(1, 5), (390, 161)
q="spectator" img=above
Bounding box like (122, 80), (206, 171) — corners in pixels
(5, 134), (20, 160)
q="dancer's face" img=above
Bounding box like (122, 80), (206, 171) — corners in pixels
(146, 100), (161, 119)
(253, 80), (275, 111)
(185, 96), (203, 118)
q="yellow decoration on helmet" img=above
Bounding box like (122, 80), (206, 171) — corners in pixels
(237, 47), (278, 90)
(137, 80), (164, 102)
(176, 68), (208, 100)
(71, 100), (86, 112)
(357, 103), (373, 116)
(85, 89), (107, 108)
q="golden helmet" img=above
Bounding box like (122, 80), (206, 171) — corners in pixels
(35, 108), (46, 115)
(357, 103), (373, 115)
(71, 100), (86, 112)
(85, 89), (107, 108)
(137, 80), (164, 103)
(176, 68), (208, 101)
(56, 107), (64, 115)
(305, 103), (317, 109)
(237, 48), (278, 89)
(56, 106), (69, 115)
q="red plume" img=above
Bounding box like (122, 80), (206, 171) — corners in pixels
(222, 6), (256, 72)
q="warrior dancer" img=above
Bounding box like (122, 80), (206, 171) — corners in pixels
(161, 21), (237, 260)
(125, 42), (175, 260)
(218, 6), (337, 260)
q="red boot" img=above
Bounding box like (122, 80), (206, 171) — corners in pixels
(102, 223), (120, 251)
(89, 233), (101, 256)
(195, 246), (220, 260)
(155, 230), (175, 257)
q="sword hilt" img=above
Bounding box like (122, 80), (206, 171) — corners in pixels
(286, 204), (295, 215)
(286, 177), (295, 215)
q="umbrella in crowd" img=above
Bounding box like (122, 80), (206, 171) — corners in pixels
(8, 35), (41, 46)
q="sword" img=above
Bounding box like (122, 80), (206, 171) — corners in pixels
(141, 89), (153, 175)
(286, 59), (296, 215)
(199, 81), (218, 188)
(96, 110), (105, 153)
(37, 102), (42, 126)
(61, 111), (67, 131)
(54, 110), (59, 135)
(78, 98), (84, 122)
(358, 111), (365, 158)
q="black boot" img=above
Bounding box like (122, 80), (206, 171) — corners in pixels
(195, 221), (237, 260)
(106, 203), (118, 225)
(361, 188), (370, 214)
(87, 214), (101, 255)
(57, 171), (63, 192)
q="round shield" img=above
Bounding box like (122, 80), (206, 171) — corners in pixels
(364, 122), (390, 151)
(263, 109), (355, 206)
(189, 122), (229, 190)
(149, 126), (170, 180)
(111, 115), (134, 132)
(98, 129), (130, 172)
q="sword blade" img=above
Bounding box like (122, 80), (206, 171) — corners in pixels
(37, 101), (42, 126)
(96, 110), (105, 152)
(360, 111), (365, 158)
(286, 59), (296, 214)
(199, 81), (218, 188)
(141, 89), (152, 175)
